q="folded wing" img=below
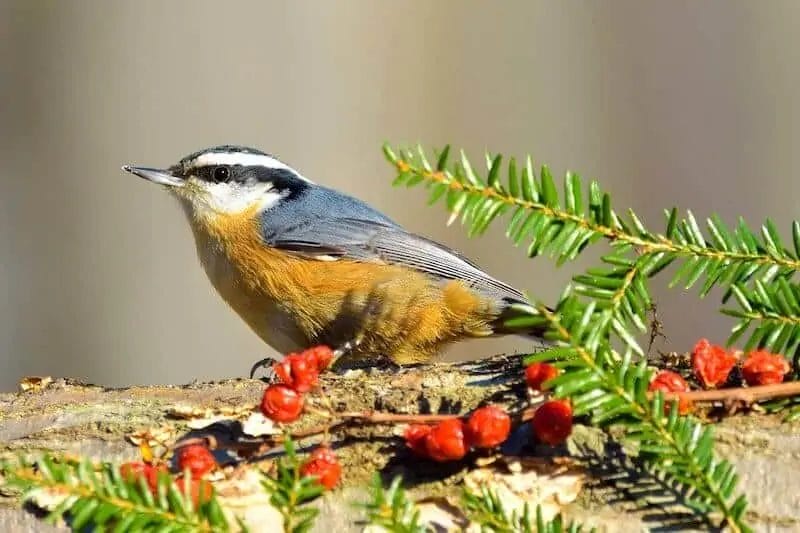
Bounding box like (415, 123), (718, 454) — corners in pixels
(265, 215), (526, 305)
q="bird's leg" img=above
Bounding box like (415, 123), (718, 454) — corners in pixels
(332, 339), (357, 358)
(328, 337), (363, 372)
(328, 335), (373, 373)
(249, 337), (364, 380)
(328, 336), (402, 373)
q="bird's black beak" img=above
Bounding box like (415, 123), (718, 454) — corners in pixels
(122, 165), (184, 187)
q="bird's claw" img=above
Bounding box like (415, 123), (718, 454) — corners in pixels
(249, 356), (278, 381)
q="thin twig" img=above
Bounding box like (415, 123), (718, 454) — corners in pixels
(174, 411), (462, 455)
(336, 411), (460, 423)
(174, 381), (800, 457)
(671, 380), (800, 404)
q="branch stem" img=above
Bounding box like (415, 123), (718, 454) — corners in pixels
(394, 158), (800, 272)
(673, 380), (800, 403)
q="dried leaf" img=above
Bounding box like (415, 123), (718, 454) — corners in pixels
(463, 456), (584, 523)
(214, 468), (283, 532)
(416, 496), (469, 531)
(241, 412), (278, 437)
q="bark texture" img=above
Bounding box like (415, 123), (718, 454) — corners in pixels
(1, 355), (798, 532)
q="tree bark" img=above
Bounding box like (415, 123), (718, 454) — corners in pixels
(1, 355), (799, 532)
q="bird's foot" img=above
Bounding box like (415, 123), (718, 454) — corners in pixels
(249, 338), (369, 379)
(249, 356), (278, 381)
(329, 336), (380, 372)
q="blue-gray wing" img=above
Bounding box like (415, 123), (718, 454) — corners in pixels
(264, 216), (526, 304)
(259, 185), (526, 303)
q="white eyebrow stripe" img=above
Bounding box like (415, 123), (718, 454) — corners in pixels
(190, 152), (313, 183)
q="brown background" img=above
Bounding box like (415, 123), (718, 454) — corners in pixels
(1, 1), (798, 391)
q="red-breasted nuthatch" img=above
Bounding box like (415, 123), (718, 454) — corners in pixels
(123, 145), (540, 365)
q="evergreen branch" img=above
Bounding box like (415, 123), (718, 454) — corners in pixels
(504, 258), (649, 355)
(723, 278), (800, 365)
(385, 143), (800, 359)
(527, 305), (751, 533)
(360, 475), (588, 533)
(0, 454), (228, 532)
(461, 484), (590, 533)
(568, 259), (648, 355)
(385, 144), (800, 276)
(261, 436), (324, 533)
(386, 143), (765, 530)
(359, 475), (428, 533)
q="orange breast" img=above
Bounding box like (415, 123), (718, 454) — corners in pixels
(187, 207), (501, 363)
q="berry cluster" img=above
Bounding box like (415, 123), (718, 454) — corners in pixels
(648, 338), (791, 414)
(260, 346), (335, 422)
(742, 350), (791, 386)
(176, 443), (217, 479)
(130, 338), (784, 497)
(130, 339), (786, 499)
(259, 345), (342, 490)
(524, 362), (559, 391)
(403, 362), (575, 461)
(299, 446), (342, 490)
(119, 443), (217, 506)
(692, 338), (789, 388)
(525, 362), (575, 446)
(404, 405), (511, 462)
(648, 370), (692, 414)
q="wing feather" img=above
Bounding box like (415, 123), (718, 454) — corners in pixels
(268, 217), (526, 303)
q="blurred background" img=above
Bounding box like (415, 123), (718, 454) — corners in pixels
(1, 1), (799, 391)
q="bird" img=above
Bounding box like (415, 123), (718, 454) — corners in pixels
(123, 145), (540, 367)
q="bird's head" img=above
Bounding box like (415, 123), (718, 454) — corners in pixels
(123, 145), (312, 219)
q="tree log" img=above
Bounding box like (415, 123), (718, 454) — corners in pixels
(1, 355), (799, 531)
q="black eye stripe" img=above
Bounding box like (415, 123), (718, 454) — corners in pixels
(190, 165), (236, 182)
(187, 164), (308, 198)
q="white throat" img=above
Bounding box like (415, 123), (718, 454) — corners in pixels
(177, 181), (285, 221)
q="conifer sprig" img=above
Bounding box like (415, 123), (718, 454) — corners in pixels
(359, 475), (427, 533)
(261, 437), (324, 533)
(360, 474), (588, 533)
(383, 143), (800, 364)
(384, 144), (768, 532)
(526, 304), (749, 532)
(0, 454), (228, 532)
(723, 279), (800, 361)
(461, 483), (590, 533)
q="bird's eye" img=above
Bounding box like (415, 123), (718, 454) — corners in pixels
(213, 166), (230, 182)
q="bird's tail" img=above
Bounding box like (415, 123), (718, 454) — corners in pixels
(491, 299), (551, 340)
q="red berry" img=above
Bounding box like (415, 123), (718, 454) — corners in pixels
(742, 350), (790, 386)
(425, 419), (468, 462)
(692, 338), (737, 389)
(300, 446), (342, 490)
(174, 475), (214, 506)
(273, 353), (319, 393)
(648, 370), (692, 414)
(525, 362), (559, 391)
(119, 462), (167, 493)
(465, 405), (511, 448)
(176, 444), (217, 479)
(119, 461), (148, 482)
(260, 384), (304, 422)
(304, 345), (335, 371)
(531, 400), (573, 446)
(404, 424), (433, 457)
